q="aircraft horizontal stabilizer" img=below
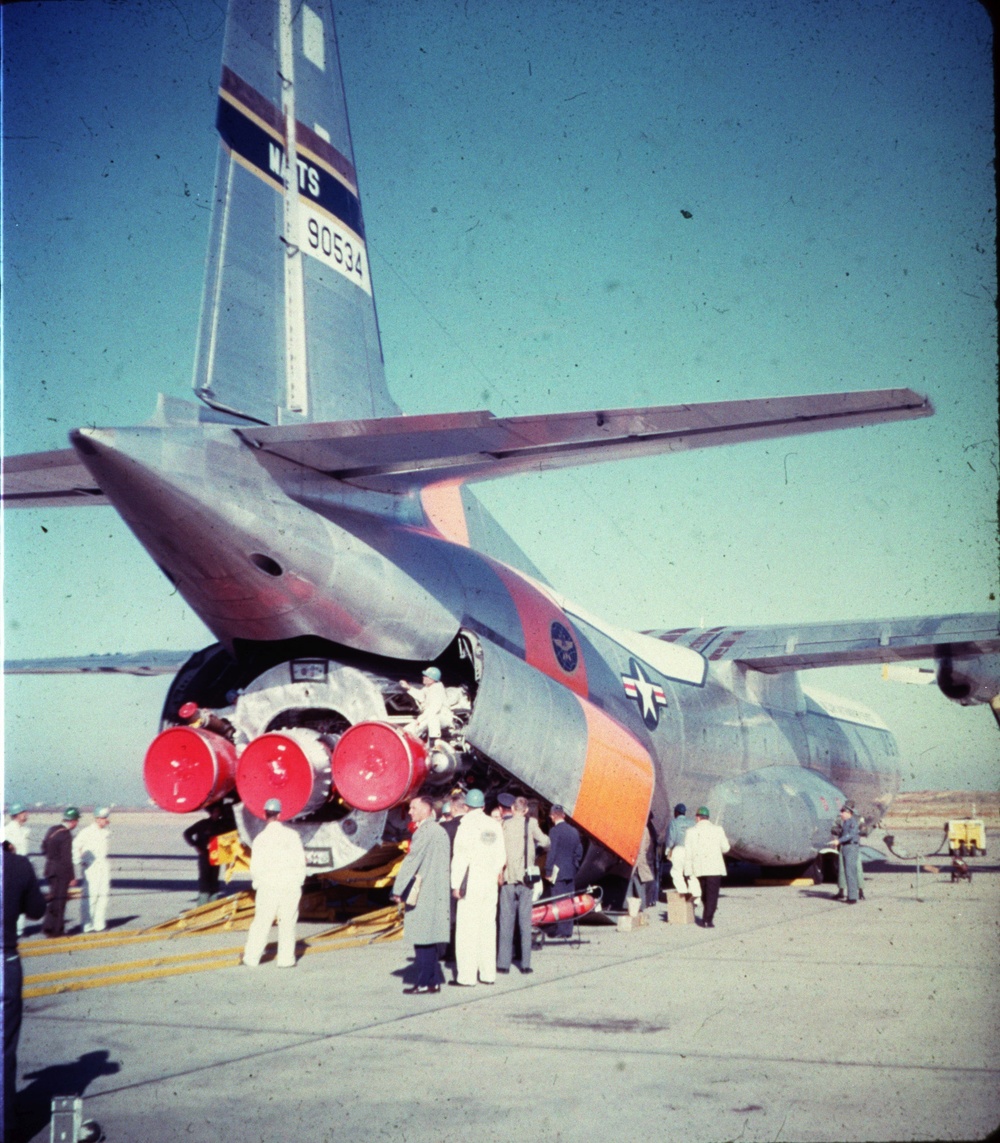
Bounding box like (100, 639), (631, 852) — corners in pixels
(239, 387), (932, 490)
(1, 388), (931, 506)
(648, 612), (1000, 672)
(1, 448), (108, 507)
(4, 651), (192, 676)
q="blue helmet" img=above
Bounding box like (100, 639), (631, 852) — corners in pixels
(422, 666), (442, 682)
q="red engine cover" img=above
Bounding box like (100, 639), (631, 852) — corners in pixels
(236, 731), (332, 821)
(143, 727), (237, 813)
(331, 722), (428, 812)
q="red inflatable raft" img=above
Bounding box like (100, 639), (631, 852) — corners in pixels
(531, 892), (597, 927)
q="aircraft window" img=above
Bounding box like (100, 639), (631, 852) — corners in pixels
(250, 552), (283, 576)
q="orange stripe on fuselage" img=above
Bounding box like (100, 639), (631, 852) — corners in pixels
(573, 699), (654, 865)
(488, 561), (588, 698)
(419, 481), (471, 547)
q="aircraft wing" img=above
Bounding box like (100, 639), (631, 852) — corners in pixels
(4, 651), (191, 676)
(1, 448), (108, 507)
(647, 612), (1000, 672)
(238, 387), (932, 490)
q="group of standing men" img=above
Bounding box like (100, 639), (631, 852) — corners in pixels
(391, 790), (583, 994)
(4, 805), (114, 940)
(664, 799), (865, 923)
(3, 803), (112, 1136)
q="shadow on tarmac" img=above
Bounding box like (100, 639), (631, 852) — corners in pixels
(111, 878), (205, 892)
(20, 916), (141, 939)
(11, 1050), (120, 1143)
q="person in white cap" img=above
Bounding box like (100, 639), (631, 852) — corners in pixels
(5, 806), (30, 859)
(5, 806), (31, 936)
(73, 808), (112, 933)
(399, 666), (452, 743)
(449, 788), (507, 986)
(242, 799), (307, 968)
(683, 806), (730, 928)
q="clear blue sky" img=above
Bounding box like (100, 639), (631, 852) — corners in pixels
(3, 0), (997, 806)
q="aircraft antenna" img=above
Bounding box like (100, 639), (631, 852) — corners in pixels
(279, 0), (309, 419)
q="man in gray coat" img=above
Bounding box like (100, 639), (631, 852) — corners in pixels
(392, 796), (451, 994)
(829, 802), (861, 904)
(497, 796), (549, 975)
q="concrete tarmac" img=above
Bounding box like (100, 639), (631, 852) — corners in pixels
(11, 814), (1000, 1142)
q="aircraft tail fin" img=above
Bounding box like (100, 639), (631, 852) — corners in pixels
(192, 0), (397, 426)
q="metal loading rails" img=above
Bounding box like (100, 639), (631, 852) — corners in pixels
(22, 901), (403, 998)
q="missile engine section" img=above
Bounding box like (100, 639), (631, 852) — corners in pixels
(144, 633), (492, 871)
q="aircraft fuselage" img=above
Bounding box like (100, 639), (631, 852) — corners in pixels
(73, 418), (898, 867)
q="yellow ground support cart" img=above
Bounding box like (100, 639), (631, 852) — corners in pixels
(947, 819), (987, 857)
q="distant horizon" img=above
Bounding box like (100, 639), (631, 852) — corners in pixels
(10, 787), (999, 814)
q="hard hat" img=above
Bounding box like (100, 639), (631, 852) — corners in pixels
(674, 803), (687, 815)
(696, 806), (710, 818)
(465, 789), (485, 809)
(63, 807), (80, 821)
(95, 807), (111, 819)
(264, 798), (282, 815)
(422, 666), (442, 682)
(8, 804), (24, 816)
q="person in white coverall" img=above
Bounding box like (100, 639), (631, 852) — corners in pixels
(73, 808), (113, 933)
(450, 789), (507, 986)
(243, 799), (307, 968)
(400, 666), (453, 742)
(6, 805), (31, 935)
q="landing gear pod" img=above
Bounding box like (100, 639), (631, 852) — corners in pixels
(331, 722), (428, 811)
(143, 727), (238, 813)
(236, 728), (334, 820)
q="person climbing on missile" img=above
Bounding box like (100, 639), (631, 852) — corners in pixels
(399, 666), (453, 745)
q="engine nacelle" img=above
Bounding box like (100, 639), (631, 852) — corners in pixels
(936, 652), (1000, 712)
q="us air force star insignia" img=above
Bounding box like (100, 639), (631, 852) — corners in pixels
(550, 621), (578, 673)
(621, 658), (668, 729)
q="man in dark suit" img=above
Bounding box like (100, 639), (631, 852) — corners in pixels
(545, 805), (583, 938)
(183, 801), (236, 905)
(41, 807), (79, 936)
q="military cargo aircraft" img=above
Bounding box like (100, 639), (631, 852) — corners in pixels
(4, 0), (998, 882)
